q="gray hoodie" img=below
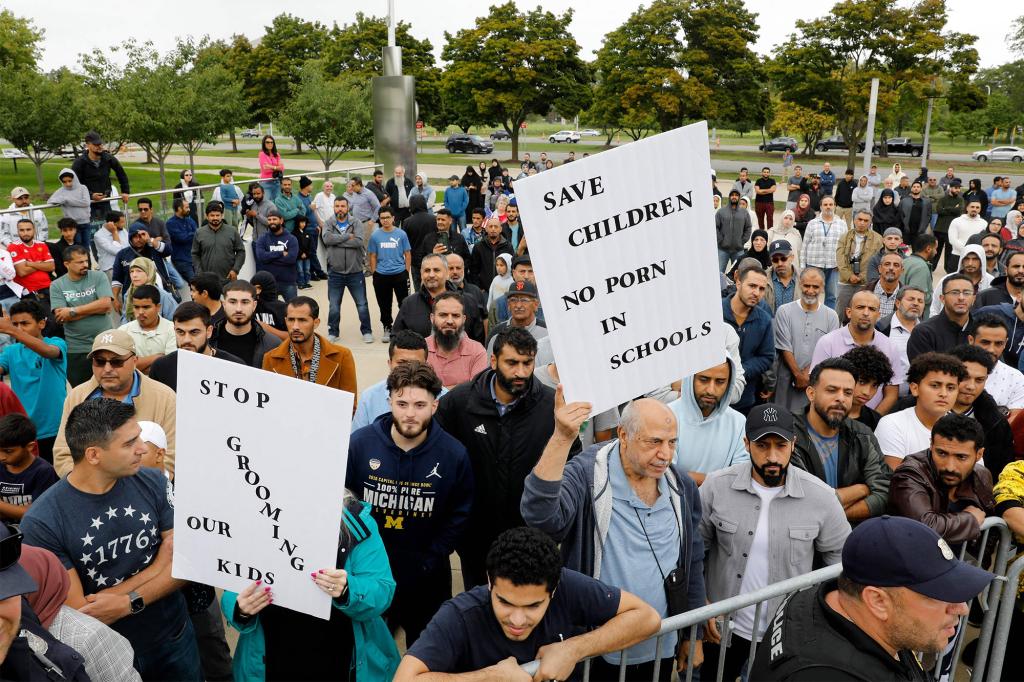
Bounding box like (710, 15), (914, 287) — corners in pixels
(48, 168), (91, 224)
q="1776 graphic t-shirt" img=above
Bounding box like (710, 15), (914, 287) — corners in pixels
(20, 468), (188, 653)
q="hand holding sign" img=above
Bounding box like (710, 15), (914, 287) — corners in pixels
(553, 384), (591, 442)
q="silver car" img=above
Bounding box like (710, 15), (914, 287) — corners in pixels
(972, 146), (1024, 162)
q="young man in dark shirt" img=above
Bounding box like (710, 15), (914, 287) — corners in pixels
(394, 527), (660, 681)
(0, 414), (58, 521)
(841, 345), (894, 431)
(149, 303), (244, 392)
(754, 166), (777, 230)
(210, 280), (278, 368)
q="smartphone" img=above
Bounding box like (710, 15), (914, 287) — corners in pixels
(439, 231), (450, 251)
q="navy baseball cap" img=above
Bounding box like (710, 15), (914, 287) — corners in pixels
(843, 516), (994, 603)
(769, 240), (792, 257)
(745, 404), (794, 441)
(0, 524), (36, 601)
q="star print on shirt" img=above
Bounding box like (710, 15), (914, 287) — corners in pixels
(90, 517), (103, 530)
(105, 506), (118, 519)
(81, 533), (94, 547)
(139, 513), (151, 524)
(95, 575), (107, 587)
(86, 568), (97, 579)
(123, 505), (135, 517)
(149, 526), (158, 537)
(113, 578), (123, 586)
(80, 553), (92, 565)
(143, 554), (152, 564)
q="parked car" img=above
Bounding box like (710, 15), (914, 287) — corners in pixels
(489, 130), (511, 140)
(815, 135), (866, 153)
(446, 134), (494, 154)
(759, 137), (798, 152)
(240, 128), (260, 138)
(872, 137), (924, 156)
(578, 129), (601, 137)
(549, 130), (581, 143)
(972, 146), (1024, 163)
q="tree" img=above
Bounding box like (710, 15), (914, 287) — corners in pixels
(247, 14), (330, 125)
(441, 2), (592, 159)
(1009, 16), (1024, 57)
(0, 9), (42, 70)
(944, 109), (989, 144)
(196, 36), (258, 153)
(772, 102), (834, 155)
(277, 63), (373, 170)
(975, 61), (1024, 120)
(771, 0), (979, 168)
(0, 68), (84, 192)
(178, 61), (247, 172)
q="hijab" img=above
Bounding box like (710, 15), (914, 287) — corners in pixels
(21, 545), (69, 629)
(1006, 210), (1023, 237)
(872, 189), (899, 226)
(793, 193), (814, 222)
(462, 165), (480, 187)
(124, 256), (158, 322)
(745, 229), (770, 269)
(487, 253), (514, 309)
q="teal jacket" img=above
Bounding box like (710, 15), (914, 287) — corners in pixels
(222, 501), (400, 682)
(273, 192), (305, 232)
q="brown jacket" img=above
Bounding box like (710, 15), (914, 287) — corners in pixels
(888, 451), (996, 544)
(836, 228), (884, 285)
(262, 335), (358, 403)
(53, 371), (177, 478)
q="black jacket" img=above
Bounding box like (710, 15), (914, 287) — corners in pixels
(791, 412), (891, 519)
(0, 598), (92, 681)
(750, 580), (930, 681)
(906, 310), (970, 362)
(435, 369), (558, 558)
(70, 150), (130, 217)
(403, 197), (438, 267)
(974, 276), (1014, 309)
(834, 178), (856, 208)
(210, 318), (280, 368)
(414, 228), (471, 277)
(392, 282), (484, 343)
(384, 176), (415, 215)
(468, 236), (514, 289)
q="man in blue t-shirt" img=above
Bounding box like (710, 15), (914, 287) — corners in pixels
(368, 206), (412, 342)
(21, 398), (201, 681)
(393, 527), (660, 681)
(0, 299), (67, 464)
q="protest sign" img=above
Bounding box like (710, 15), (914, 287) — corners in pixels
(513, 122), (724, 414)
(172, 351), (354, 619)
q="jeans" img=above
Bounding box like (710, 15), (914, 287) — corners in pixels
(75, 222), (93, 255)
(453, 213), (467, 231)
(305, 226), (326, 276)
(133, 615), (203, 681)
(372, 271), (410, 328)
(172, 259), (195, 283)
(296, 257), (311, 285)
(279, 282), (298, 303)
(822, 266), (839, 310)
(327, 271), (371, 336)
(260, 179), (280, 202)
(719, 248), (746, 273)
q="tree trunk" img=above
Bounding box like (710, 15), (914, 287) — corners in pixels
(230, 130), (238, 153)
(845, 147), (858, 171)
(157, 154), (168, 213)
(604, 130), (616, 147)
(295, 138), (303, 154)
(146, 147), (154, 164)
(32, 159), (46, 194)
(188, 150), (196, 175)
(510, 127), (520, 162)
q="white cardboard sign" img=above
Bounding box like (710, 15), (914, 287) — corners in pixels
(513, 122), (724, 414)
(172, 351), (354, 619)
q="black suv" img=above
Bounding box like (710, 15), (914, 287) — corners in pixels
(489, 130), (511, 140)
(815, 135), (866, 153)
(446, 134), (494, 154)
(759, 137), (798, 152)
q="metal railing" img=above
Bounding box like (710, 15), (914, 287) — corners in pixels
(983, 545), (1024, 682)
(521, 516), (1013, 682)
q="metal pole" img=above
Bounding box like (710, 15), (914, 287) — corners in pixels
(921, 96), (935, 169)
(387, 0), (396, 46)
(862, 78), (879, 175)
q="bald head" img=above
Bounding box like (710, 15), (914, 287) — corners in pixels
(618, 399), (678, 480)
(619, 398), (676, 439)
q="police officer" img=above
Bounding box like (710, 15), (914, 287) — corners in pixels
(750, 515), (994, 681)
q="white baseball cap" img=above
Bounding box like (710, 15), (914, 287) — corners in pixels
(137, 421), (167, 450)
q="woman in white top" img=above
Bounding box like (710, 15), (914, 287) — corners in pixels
(766, 209), (804, 270)
(312, 180), (337, 228)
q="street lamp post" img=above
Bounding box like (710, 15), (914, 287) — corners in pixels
(372, 0), (417, 178)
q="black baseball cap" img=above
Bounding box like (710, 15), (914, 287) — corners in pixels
(506, 279), (538, 299)
(842, 516), (994, 603)
(769, 240), (792, 257)
(84, 131), (104, 145)
(0, 525), (36, 601)
(745, 404), (794, 441)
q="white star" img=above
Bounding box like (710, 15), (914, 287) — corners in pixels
(90, 517), (103, 530)
(81, 533), (94, 547)
(139, 513), (151, 524)
(105, 506), (118, 519)
(79, 553), (92, 565)
(95, 574), (107, 587)
(149, 526), (157, 537)
(122, 505), (135, 517)
(143, 554), (152, 564)
(113, 577), (123, 586)
(86, 568), (96, 579)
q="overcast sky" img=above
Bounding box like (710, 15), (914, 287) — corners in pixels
(7, 0), (1015, 72)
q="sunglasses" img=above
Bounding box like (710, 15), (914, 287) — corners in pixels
(92, 353), (135, 368)
(0, 526), (22, 570)
(771, 256), (789, 263)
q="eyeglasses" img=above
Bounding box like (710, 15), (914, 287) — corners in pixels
(771, 256), (789, 263)
(944, 290), (974, 299)
(92, 353), (135, 368)
(0, 526), (23, 570)
(507, 297), (534, 305)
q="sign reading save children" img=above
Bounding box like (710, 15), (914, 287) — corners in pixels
(514, 122), (724, 415)
(172, 351), (354, 619)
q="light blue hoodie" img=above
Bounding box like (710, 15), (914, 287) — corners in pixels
(668, 356), (749, 475)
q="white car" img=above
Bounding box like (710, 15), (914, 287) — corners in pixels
(578, 129), (600, 137)
(549, 130), (581, 143)
(972, 146), (1024, 162)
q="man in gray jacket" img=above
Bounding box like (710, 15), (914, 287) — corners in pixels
(191, 202), (245, 284)
(322, 196), (373, 343)
(521, 392), (706, 678)
(716, 189), (751, 273)
(698, 403), (850, 682)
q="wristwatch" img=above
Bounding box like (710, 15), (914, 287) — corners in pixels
(68, 308), (77, 318)
(128, 591), (145, 615)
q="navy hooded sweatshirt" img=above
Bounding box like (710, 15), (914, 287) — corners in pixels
(346, 412), (474, 584)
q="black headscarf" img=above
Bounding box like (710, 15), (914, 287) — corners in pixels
(744, 229), (771, 269)
(872, 189), (899, 227)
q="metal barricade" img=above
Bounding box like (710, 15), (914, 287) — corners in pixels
(984, 549), (1024, 682)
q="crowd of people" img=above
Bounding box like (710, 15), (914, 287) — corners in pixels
(0, 129), (1019, 681)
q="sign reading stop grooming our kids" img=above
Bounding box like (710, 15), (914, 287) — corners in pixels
(172, 351), (354, 619)
(513, 122), (724, 415)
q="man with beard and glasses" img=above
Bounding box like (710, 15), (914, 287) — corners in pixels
(149, 303), (245, 392)
(752, 516), (993, 682)
(910, 273), (975, 362)
(699, 403), (851, 682)
(426, 292), (487, 389)
(976, 250), (1024, 308)
(435, 327), (559, 588)
(773, 267), (839, 413)
(968, 314), (1024, 417)
(347, 361), (473, 646)
(811, 291), (902, 415)
(262, 297), (356, 396)
(210, 280), (279, 369)
(929, 245), (991, 319)
(791, 358), (891, 523)
(485, 279), (548, 356)
(878, 286), (925, 394)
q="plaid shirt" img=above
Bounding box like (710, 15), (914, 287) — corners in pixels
(873, 280), (900, 320)
(801, 215), (848, 268)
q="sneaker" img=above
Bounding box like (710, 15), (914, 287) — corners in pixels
(362, 333), (374, 343)
(328, 335), (340, 344)
(381, 327), (391, 343)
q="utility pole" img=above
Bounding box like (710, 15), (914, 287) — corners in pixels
(862, 78), (879, 175)
(921, 96), (935, 168)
